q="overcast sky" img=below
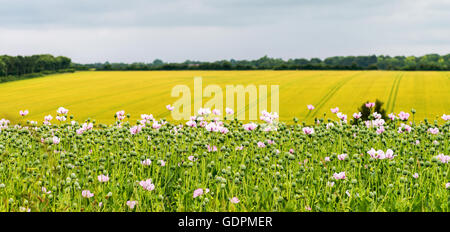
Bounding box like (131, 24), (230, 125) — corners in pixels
(0, 0), (449, 63)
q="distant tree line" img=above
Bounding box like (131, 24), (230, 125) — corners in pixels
(1, 53), (449, 84)
(0, 54), (74, 83)
(75, 54), (450, 71)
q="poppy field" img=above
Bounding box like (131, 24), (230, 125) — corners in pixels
(0, 105), (449, 212)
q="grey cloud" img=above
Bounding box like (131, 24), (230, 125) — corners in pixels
(0, 0), (409, 28)
(0, 0), (448, 63)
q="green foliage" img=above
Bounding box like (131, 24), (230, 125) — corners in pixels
(2, 53), (449, 73)
(0, 54), (73, 83)
(357, 99), (388, 122)
(74, 54), (450, 71)
(0, 111), (448, 212)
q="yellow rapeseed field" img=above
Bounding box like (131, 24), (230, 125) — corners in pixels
(0, 70), (448, 124)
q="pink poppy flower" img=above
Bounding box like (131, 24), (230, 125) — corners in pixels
(42, 187), (51, 194)
(212, 109), (221, 116)
(370, 147), (386, 159)
(230, 197), (240, 204)
(302, 127), (314, 135)
(385, 149), (395, 159)
(130, 125), (142, 135)
(373, 112), (381, 119)
(207, 145), (218, 152)
(346, 190), (351, 197)
(82, 190), (94, 198)
(197, 108), (211, 115)
(338, 154), (347, 160)
(388, 113), (397, 121)
(19, 207), (31, 212)
(243, 123), (257, 131)
(397, 123), (411, 133)
(333, 172), (346, 180)
(116, 110), (126, 121)
(398, 111), (410, 121)
(428, 127), (439, 135)
(126, 201), (137, 209)
(97, 174), (110, 182)
(141, 114), (153, 121)
(186, 120), (197, 127)
(193, 188), (204, 198)
(57, 107), (69, 115)
(412, 173), (419, 179)
(377, 150), (387, 159)
(257, 142), (266, 148)
(52, 136), (60, 145)
(152, 121), (162, 130)
(84, 123), (94, 130)
(365, 102), (375, 108)
(141, 159), (152, 166)
(76, 128), (85, 134)
(260, 110), (279, 124)
(56, 116), (66, 122)
(166, 104), (174, 111)
(219, 126), (229, 134)
(376, 126), (385, 134)
(435, 154), (450, 163)
(205, 122), (220, 132)
(226, 108), (234, 115)
(0, 119), (10, 128)
(139, 179), (155, 191)
(331, 107), (339, 114)
(198, 121), (207, 128)
(326, 123), (334, 129)
(353, 112), (361, 119)
(20, 110), (29, 116)
(337, 112), (347, 122)
(307, 104), (315, 110)
(44, 115), (53, 122)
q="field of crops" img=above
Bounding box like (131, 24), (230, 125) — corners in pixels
(0, 71), (449, 124)
(0, 105), (449, 212)
(0, 71), (449, 212)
